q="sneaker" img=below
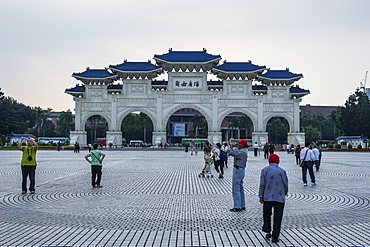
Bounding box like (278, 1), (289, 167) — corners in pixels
(21, 191), (27, 194)
(265, 233), (272, 239)
(30, 191), (35, 194)
(311, 182), (316, 186)
(303, 183), (307, 186)
(96, 185), (103, 188)
(218, 175), (224, 179)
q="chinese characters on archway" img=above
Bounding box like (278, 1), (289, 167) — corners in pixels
(174, 80), (200, 88)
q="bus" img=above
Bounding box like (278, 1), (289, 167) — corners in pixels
(181, 138), (208, 144)
(96, 138), (106, 146)
(38, 137), (70, 145)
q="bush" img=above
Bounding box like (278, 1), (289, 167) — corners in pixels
(348, 144), (353, 149)
(329, 144), (333, 148)
(335, 144), (341, 149)
(358, 144), (362, 149)
(12, 142), (18, 146)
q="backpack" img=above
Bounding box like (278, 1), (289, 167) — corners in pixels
(219, 149), (227, 161)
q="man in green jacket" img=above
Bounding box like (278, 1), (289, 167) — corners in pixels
(18, 137), (38, 194)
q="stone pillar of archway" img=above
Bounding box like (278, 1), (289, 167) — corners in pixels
(70, 98), (87, 146)
(252, 132), (269, 145)
(69, 131), (87, 146)
(152, 132), (166, 146)
(208, 131), (222, 144)
(288, 132), (305, 146)
(106, 131), (122, 146)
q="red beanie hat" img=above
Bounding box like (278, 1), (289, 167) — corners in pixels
(268, 154), (280, 164)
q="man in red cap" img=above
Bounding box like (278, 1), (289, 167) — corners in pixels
(258, 154), (288, 243)
(226, 139), (248, 212)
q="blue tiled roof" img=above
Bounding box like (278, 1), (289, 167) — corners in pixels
(107, 85), (123, 90)
(290, 86), (310, 94)
(259, 69), (303, 80)
(152, 80), (168, 86)
(207, 80), (223, 86)
(65, 85), (85, 93)
(252, 85), (267, 90)
(214, 61), (266, 72)
(154, 49), (221, 63)
(72, 68), (116, 79)
(109, 61), (162, 72)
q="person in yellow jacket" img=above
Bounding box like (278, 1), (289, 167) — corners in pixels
(18, 137), (38, 194)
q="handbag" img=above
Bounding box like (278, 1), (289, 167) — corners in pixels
(299, 149), (308, 167)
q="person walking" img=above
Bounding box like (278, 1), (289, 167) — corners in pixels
(300, 142), (316, 186)
(312, 145), (320, 171)
(226, 139), (248, 212)
(85, 143), (106, 188)
(263, 142), (269, 159)
(259, 154), (288, 243)
(294, 144), (301, 165)
(211, 143), (224, 178)
(221, 142), (229, 168)
(253, 142), (259, 157)
(268, 142), (275, 155)
(18, 137), (38, 194)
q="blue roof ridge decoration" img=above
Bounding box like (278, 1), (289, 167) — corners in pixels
(153, 48), (221, 63)
(258, 68), (303, 80)
(72, 67), (117, 80)
(109, 60), (162, 73)
(213, 60), (266, 73)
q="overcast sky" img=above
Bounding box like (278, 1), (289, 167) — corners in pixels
(1, 0), (369, 112)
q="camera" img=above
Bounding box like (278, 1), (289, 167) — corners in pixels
(27, 156), (32, 161)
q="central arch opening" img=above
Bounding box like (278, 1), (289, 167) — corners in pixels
(166, 108), (208, 145)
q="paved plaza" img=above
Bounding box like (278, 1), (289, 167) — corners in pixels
(0, 148), (369, 247)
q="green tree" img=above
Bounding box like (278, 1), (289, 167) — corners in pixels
(190, 114), (206, 138)
(337, 90), (370, 137)
(121, 112), (153, 142)
(56, 110), (73, 137)
(266, 117), (289, 144)
(305, 125), (322, 142)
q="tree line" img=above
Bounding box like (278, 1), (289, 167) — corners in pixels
(0, 88), (73, 144)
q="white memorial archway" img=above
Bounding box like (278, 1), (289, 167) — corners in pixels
(66, 49), (309, 146)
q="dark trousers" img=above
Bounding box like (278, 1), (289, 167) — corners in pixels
(214, 160), (224, 175)
(295, 155), (300, 165)
(262, 201), (285, 239)
(254, 148), (258, 156)
(313, 160), (320, 171)
(21, 165), (36, 191)
(91, 165), (102, 186)
(302, 161), (315, 183)
(264, 150), (269, 159)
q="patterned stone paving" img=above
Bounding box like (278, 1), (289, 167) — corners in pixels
(0, 149), (369, 246)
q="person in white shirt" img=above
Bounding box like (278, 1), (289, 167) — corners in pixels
(312, 145), (320, 171)
(300, 142), (316, 186)
(253, 142), (259, 157)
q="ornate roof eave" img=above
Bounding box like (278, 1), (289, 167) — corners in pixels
(154, 57), (221, 65)
(157, 61), (220, 73)
(109, 66), (162, 74)
(212, 69), (265, 80)
(258, 76), (303, 86)
(113, 71), (161, 80)
(72, 75), (117, 85)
